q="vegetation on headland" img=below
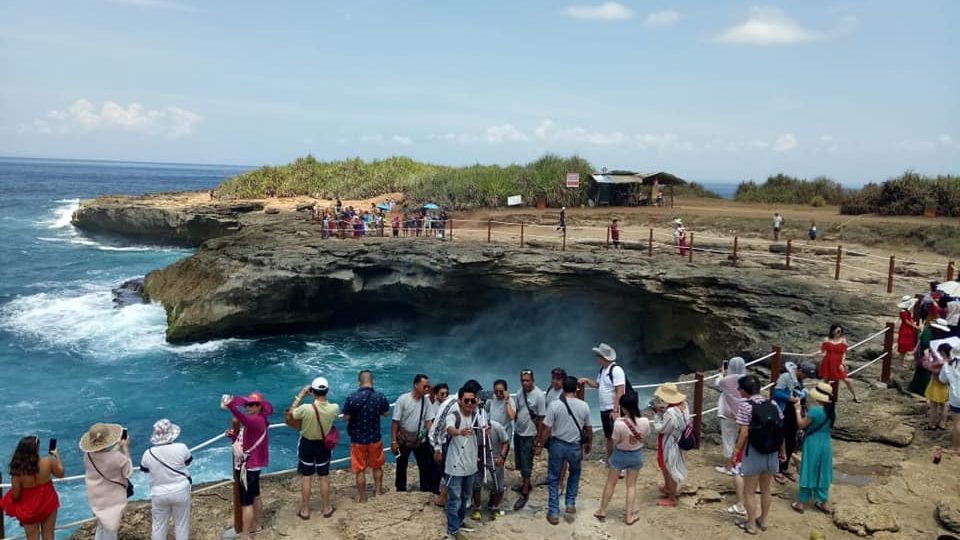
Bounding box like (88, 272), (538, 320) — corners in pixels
(215, 154), (722, 209)
(734, 174), (846, 206)
(840, 171), (960, 217)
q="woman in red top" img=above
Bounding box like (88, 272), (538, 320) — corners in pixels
(1, 436), (64, 540)
(897, 296), (920, 369)
(819, 324), (859, 402)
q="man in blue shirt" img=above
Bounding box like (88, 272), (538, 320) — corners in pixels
(343, 370), (391, 503)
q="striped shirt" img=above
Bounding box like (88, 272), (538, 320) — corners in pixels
(735, 395), (781, 427)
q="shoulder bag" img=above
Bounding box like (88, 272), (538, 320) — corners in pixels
(560, 396), (590, 446)
(314, 402), (340, 451)
(397, 397), (425, 449)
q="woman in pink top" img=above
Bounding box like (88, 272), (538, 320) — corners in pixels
(593, 393), (649, 526)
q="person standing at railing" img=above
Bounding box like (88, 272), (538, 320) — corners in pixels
(223, 392), (273, 540)
(818, 324), (860, 403)
(514, 368), (545, 511)
(556, 207), (566, 235)
(343, 370), (390, 504)
(715, 356), (748, 517)
(772, 362), (817, 483)
(391, 213), (400, 238)
(772, 213), (784, 242)
(1, 435), (64, 540)
(140, 419), (192, 540)
(908, 319), (952, 395)
(790, 382), (835, 514)
(897, 296), (921, 369)
(652, 383), (689, 508)
(80, 423), (132, 540)
(673, 219), (687, 256)
(937, 348), (960, 453)
(287, 378), (339, 519)
(392, 374), (438, 494)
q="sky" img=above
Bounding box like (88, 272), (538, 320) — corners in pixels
(0, 0), (957, 184)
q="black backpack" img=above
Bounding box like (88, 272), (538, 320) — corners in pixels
(747, 399), (783, 455)
(606, 362), (637, 397)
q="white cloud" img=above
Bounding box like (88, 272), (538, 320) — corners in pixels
(391, 135), (413, 146)
(485, 124), (529, 143)
(939, 135), (954, 147)
(716, 7), (820, 46)
(106, 0), (199, 12)
(562, 2), (633, 21)
(644, 10), (680, 28)
(773, 133), (799, 152)
(31, 99), (201, 138)
(819, 134), (839, 152)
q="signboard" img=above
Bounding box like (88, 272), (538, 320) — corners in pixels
(507, 195), (523, 206)
(566, 173), (580, 188)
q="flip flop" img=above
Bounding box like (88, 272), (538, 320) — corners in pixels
(297, 510), (310, 520)
(814, 502), (830, 514)
(773, 474), (787, 484)
(736, 520), (758, 535)
(593, 512), (606, 522)
(626, 515), (640, 526)
(323, 507), (336, 518)
(656, 498), (677, 507)
(791, 501), (805, 514)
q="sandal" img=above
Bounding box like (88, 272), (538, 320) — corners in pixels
(727, 504), (746, 516)
(626, 515), (640, 526)
(593, 512), (606, 522)
(814, 502), (830, 514)
(773, 473), (787, 484)
(322, 507), (336, 518)
(756, 519), (768, 532)
(656, 498), (677, 507)
(736, 520), (758, 535)
(791, 501), (805, 514)
(297, 510), (310, 520)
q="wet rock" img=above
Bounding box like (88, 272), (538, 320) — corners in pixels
(937, 498), (960, 533)
(112, 278), (147, 307)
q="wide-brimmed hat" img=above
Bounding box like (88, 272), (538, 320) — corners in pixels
(932, 318), (952, 332)
(654, 382), (686, 405)
(79, 423), (123, 453)
(673, 218), (683, 225)
(898, 295), (917, 310)
(592, 343), (617, 362)
(150, 419), (181, 445)
(808, 382), (834, 404)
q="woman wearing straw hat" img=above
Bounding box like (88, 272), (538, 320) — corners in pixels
(140, 419), (192, 540)
(652, 382), (689, 507)
(791, 382), (835, 514)
(897, 295), (921, 369)
(80, 423), (132, 540)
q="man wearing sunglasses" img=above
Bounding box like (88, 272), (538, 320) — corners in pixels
(514, 368), (545, 510)
(444, 385), (481, 540)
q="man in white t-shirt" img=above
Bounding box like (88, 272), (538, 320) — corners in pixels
(578, 343), (626, 461)
(773, 212), (784, 241)
(444, 384), (480, 540)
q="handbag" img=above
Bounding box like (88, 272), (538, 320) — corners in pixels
(315, 403), (340, 451)
(397, 398), (425, 449)
(87, 453), (134, 499)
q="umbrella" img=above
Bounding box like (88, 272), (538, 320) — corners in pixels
(423, 203), (440, 210)
(376, 203), (391, 211)
(938, 281), (960, 297)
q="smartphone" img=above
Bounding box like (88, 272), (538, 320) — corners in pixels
(722, 360), (729, 370)
(121, 428), (128, 441)
(48, 438), (57, 453)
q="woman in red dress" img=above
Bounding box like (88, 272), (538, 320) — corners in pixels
(897, 296), (921, 369)
(819, 324), (859, 402)
(1, 436), (64, 540)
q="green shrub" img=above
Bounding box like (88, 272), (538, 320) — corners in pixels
(733, 174), (845, 205)
(809, 195), (826, 207)
(840, 172), (960, 216)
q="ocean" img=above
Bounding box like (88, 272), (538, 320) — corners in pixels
(0, 157), (686, 537)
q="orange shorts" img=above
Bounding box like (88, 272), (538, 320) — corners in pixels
(351, 442), (385, 473)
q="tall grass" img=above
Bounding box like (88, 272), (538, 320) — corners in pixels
(216, 154), (595, 209)
(840, 171), (960, 217)
(734, 174), (846, 206)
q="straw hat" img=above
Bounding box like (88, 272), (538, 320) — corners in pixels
(79, 423), (123, 453)
(673, 218), (683, 226)
(808, 382), (834, 404)
(897, 295), (917, 310)
(150, 419), (181, 445)
(654, 382), (686, 405)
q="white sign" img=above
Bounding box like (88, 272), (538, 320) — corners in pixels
(566, 173), (580, 188)
(507, 195), (523, 206)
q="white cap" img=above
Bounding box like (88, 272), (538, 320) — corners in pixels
(311, 377), (329, 391)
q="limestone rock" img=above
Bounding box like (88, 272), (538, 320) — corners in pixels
(696, 489), (723, 504)
(937, 497), (960, 533)
(833, 502), (901, 536)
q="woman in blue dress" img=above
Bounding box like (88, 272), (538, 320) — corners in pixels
(791, 382), (835, 513)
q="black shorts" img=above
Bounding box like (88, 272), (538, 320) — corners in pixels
(239, 470), (261, 506)
(298, 437), (331, 477)
(600, 410), (615, 439)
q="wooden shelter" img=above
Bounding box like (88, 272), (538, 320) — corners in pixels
(588, 171), (686, 207)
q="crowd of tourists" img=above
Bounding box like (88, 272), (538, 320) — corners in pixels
(311, 198), (448, 240)
(6, 300), (960, 539)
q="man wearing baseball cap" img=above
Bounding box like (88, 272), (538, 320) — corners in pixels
(288, 377), (340, 519)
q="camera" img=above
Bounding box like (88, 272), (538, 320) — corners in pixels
(478, 390), (494, 406)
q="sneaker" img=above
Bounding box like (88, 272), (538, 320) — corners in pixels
(471, 510), (482, 521)
(513, 494), (528, 511)
(714, 466), (734, 476)
(460, 526), (476, 532)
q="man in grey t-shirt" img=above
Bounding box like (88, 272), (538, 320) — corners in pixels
(444, 385), (480, 539)
(485, 379), (516, 439)
(535, 376), (592, 525)
(391, 374), (438, 494)
(513, 368), (545, 510)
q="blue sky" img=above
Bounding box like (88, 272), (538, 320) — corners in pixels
(0, 0), (957, 184)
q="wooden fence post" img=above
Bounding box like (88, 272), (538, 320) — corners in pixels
(786, 240), (792, 270)
(487, 219), (491, 243)
(835, 245), (842, 281)
(605, 225), (610, 249)
(648, 228), (653, 256)
(949, 261), (956, 281)
(769, 346), (782, 399)
(830, 380), (840, 404)
(732, 236), (739, 266)
(688, 232), (694, 263)
(562, 228), (567, 251)
(520, 222), (525, 248)
(887, 256), (895, 294)
(693, 372), (704, 449)
(881, 321), (895, 383)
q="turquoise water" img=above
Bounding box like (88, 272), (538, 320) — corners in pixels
(0, 158), (681, 537)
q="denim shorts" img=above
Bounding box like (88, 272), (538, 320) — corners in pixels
(740, 447), (779, 477)
(609, 447), (643, 471)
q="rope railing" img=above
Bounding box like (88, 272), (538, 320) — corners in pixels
(0, 322), (902, 539)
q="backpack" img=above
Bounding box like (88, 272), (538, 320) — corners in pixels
(606, 363), (637, 397)
(747, 399), (784, 455)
